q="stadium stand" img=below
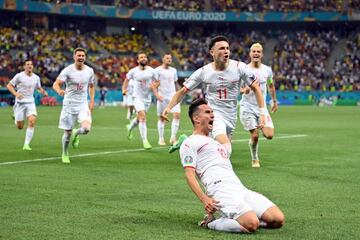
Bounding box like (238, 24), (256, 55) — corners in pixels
(165, 27), (267, 71)
(272, 30), (340, 91)
(0, 0), (359, 107)
(31, 0), (359, 12)
(330, 34), (360, 91)
(211, 0), (348, 12)
(92, 33), (154, 55)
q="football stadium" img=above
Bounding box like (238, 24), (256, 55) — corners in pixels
(0, 0), (359, 239)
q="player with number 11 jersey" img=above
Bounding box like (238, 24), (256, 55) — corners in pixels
(184, 59), (255, 138)
(162, 36), (265, 157)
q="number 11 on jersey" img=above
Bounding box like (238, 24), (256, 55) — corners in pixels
(217, 88), (227, 99)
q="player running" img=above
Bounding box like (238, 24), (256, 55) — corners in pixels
(6, 59), (48, 150)
(53, 48), (95, 163)
(239, 43), (278, 168)
(122, 52), (157, 150)
(152, 53), (181, 146)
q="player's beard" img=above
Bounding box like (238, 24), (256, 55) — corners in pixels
(139, 61), (147, 67)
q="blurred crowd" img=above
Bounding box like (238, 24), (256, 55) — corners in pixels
(166, 28), (266, 70)
(330, 35), (360, 91)
(93, 33), (154, 55)
(272, 30), (339, 91)
(0, 24), (359, 91)
(31, 0), (360, 12)
(211, 0), (354, 13)
(143, 0), (203, 11)
(0, 26), (159, 89)
(90, 55), (159, 88)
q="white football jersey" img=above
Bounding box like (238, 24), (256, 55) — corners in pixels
(184, 60), (256, 127)
(126, 66), (157, 101)
(154, 65), (178, 99)
(180, 134), (245, 188)
(57, 64), (95, 106)
(10, 72), (41, 103)
(240, 63), (273, 113)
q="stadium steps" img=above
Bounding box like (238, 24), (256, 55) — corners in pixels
(148, 28), (181, 68)
(327, 38), (346, 71)
(89, 32), (111, 58)
(263, 38), (277, 65)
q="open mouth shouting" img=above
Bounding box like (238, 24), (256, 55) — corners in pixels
(208, 119), (214, 129)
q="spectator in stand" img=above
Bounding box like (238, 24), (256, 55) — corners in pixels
(330, 36), (360, 91)
(272, 30), (339, 91)
(166, 28), (266, 71)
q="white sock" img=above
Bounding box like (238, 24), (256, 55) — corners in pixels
(259, 220), (267, 228)
(171, 119), (180, 140)
(126, 108), (131, 120)
(139, 121), (147, 141)
(24, 127), (34, 145)
(222, 143), (232, 157)
(208, 218), (249, 233)
(62, 131), (71, 155)
(157, 120), (165, 140)
(249, 139), (259, 160)
(129, 118), (138, 130)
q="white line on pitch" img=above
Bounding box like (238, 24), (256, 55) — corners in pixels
(233, 134), (307, 142)
(0, 124), (302, 136)
(0, 134), (307, 166)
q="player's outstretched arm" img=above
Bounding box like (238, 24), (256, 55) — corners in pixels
(88, 83), (95, 112)
(37, 87), (48, 97)
(122, 78), (129, 96)
(184, 168), (219, 214)
(161, 87), (187, 121)
(250, 83), (265, 128)
(269, 83), (278, 113)
(150, 80), (163, 101)
(53, 79), (65, 96)
(250, 82), (264, 108)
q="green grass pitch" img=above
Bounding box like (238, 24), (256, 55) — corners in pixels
(0, 105), (359, 239)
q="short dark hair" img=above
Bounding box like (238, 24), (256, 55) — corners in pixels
(137, 51), (147, 58)
(73, 47), (87, 55)
(209, 35), (229, 51)
(23, 59), (33, 65)
(188, 98), (208, 124)
(162, 52), (171, 57)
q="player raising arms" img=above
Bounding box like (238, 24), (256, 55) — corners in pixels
(53, 48), (95, 163)
(152, 53), (181, 146)
(239, 43), (278, 168)
(6, 59), (48, 150)
(122, 52), (157, 150)
(162, 35), (265, 157)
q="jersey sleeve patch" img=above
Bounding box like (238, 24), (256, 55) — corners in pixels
(183, 155), (194, 164)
